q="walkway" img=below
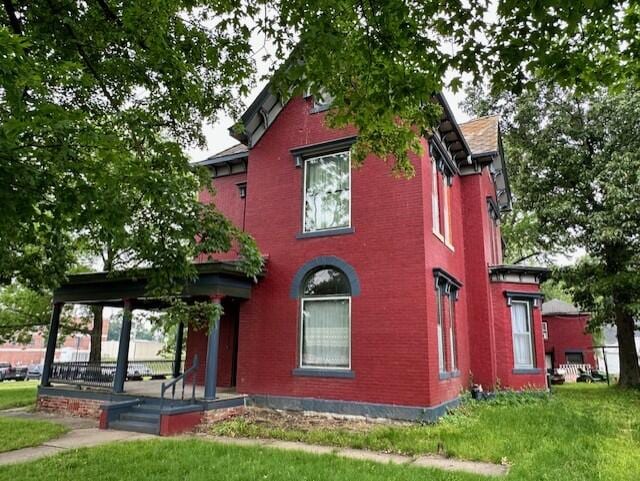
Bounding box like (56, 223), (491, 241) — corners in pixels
(197, 435), (510, 477)
(0, 409), (153, 466)
(0, 410), (508, 476)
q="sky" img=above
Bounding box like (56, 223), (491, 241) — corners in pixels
(184, 52), (473, 163)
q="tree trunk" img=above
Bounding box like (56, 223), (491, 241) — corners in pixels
(89, 305), (103, 363)
(614, 307), (640, 388)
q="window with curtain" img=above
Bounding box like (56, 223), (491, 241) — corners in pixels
(304, 152), (350, 232)
(300, 267), (351, 369)
(511, 301), (534, 368)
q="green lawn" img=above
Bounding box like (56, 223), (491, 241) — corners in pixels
(0, 385), (637, 481)
(0, 439), (480, 481)
(0, 380), (39, 410)
(0, 417), (68, 453)
(208, 384), (640, 481)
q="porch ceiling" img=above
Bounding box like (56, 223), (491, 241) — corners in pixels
(52, 260), (260, 307)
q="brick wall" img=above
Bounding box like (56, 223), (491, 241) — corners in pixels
(37, 395), (102, 419)
(543, 314), (596, 368)
(193, 94), (541, 412)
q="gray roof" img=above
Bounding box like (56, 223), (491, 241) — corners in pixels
(195, 143), (249, 167)
(542, 299), (582, 316)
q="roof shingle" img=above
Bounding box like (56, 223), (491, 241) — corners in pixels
(459, 115), (500, 156)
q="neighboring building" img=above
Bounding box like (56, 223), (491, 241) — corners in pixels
(0, 333), (92, 366)
(541, 299), (596, 370)
(181, 91), (548, 420)
(598, 326), (640, 376)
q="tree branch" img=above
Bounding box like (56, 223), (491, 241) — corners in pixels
(512, 251), (543, 265)
(2, 0), (23, 35)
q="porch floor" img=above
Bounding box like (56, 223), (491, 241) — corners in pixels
(49, 379), (243, 402)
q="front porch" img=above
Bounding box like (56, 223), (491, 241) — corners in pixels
(38, 261), (260, 434)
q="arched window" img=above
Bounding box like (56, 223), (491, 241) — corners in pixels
(300, 267), (351, 369)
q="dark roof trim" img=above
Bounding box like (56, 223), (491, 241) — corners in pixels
(489, 265), (550, 278)
(53, 261), (262, 306)
(195, 150), (248, 167)
(434, 93), (472, 163)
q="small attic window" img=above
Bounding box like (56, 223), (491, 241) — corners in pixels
(236, 182), (247, 199)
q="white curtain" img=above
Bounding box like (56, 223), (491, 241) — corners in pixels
(437, 292), (446, 372)
(302, 299), (349, 368)
(511, 303), (533, 367)
(305, 153), (350, 231)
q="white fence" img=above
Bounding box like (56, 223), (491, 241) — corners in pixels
(558, 363), (592, 383)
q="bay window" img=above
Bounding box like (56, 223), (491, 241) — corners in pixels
(511, 301), (535, 369)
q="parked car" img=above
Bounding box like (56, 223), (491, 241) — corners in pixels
(127, 362), (153, 381)
(577, 367), (608, 383)
(0, 363), (28, 381)
(27, 364), (43, 380)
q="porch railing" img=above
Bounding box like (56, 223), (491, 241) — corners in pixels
(49, 359), (184, 389)
(161, 354), (199, 407)
(49, 361), (117, 389)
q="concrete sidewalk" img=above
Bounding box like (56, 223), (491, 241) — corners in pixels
(0, 409), (154, 466)
(198, 435), (510, 477)
(0, 428), (154, 465)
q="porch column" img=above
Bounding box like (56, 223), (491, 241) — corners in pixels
(173, 321), (184, 378)
(41, 302), (63, 387)
(204, 295), (224, 401)
(113, 299), (134, 393)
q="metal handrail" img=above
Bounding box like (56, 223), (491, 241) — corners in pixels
(160, 354), (199, 408)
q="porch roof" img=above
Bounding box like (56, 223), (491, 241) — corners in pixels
(52, 260), (259, 308)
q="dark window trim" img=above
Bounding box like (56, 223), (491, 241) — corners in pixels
(504, 291), (544, 307)
(236, 181), (247, 198)
(290, 256), (361, 299)
(512, 368), (543, 375)
(292, 368), (355, 379)
(438, 370), (460, 380)
(433, 268), (463, 291)
(290, 136), (357, 167)
(296, 227), (354, 239)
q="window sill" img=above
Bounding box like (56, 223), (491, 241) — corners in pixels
(292, 368), (355, 379)
(512, 368), (542, 375)
(297, 227), (354, 239)
(439, 370), (460, 380)
(432, 231), (454, 251)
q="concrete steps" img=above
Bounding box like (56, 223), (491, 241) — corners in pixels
(108, 402), (161, 435)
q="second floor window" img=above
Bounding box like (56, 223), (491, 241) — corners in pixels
(304, 152), (351, 232)
(431, 160), (452, 246)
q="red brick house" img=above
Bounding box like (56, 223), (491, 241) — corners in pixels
(542, 299), (596, 369)
(182, 92), (548, 420)
(37, 90), (548, 433)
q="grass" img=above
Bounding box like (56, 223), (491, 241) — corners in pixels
(0, 385), (637, 481)
(0, 417), (68, 453)
(0, 380), (39, 410)
(0, 439), (481, 481)
(208, 384), (640, 481)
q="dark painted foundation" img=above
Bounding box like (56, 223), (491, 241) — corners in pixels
(246, 394), (461, 422)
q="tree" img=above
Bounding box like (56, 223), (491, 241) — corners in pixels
(472, 85), (640, 387)
(0, 283), (89, 344)
(488, 1), (640, 93)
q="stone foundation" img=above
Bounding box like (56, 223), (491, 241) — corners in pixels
(37, 394), (103, 419)
(200, 406), (246, 425)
